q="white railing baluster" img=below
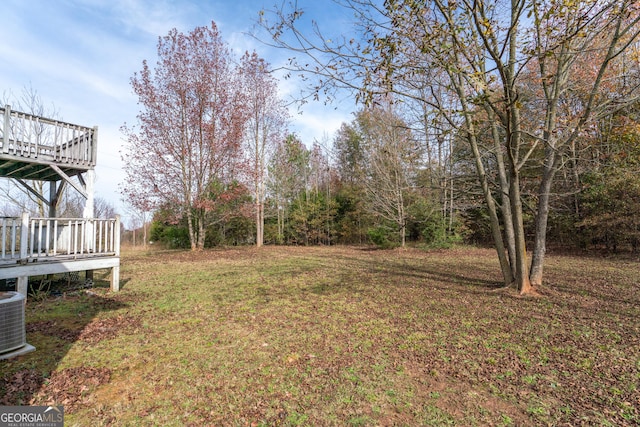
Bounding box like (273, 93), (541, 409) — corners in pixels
(2, 105), (9, 153)
(98, 220), (102, 253)
(2, 219), (6, 259)
(73, 127), (78, 164)
(45, 219), (51, 256)
(36, 219), (42, 256)
(72, 220), (76, 254)
(53, 219), (58, 255)
(11, 219), (17, 257)
(110, 220), (115, 252)
(20, 213), (28, 262)
(67, 220), (72, 254)
(34, 117), (39, 158)
(105, 220), (109, 252)
(29, 219), (35, 257)
(80, 220), (85, 253)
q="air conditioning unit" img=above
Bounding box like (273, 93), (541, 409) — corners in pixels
(0, 291), (27, 354)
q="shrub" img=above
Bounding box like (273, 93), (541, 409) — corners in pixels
(367, 226), (400, 249)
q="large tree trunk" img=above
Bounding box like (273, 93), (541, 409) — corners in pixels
(530, 35), (564, 288)
(488, 114), (516, 279)
(254, 130), (264, 248)
(530, 146), (558, 287)
(508, 170), (532, 294)
(457, 85), (514, 286)
(257, 200), (264, 247)
(197, 209), (206, 250)
(143, 219), (148, 248)
(277, 198), (284, 243)
(397, 174), (406, 248)
(471, 133), (514, 287)
(186, 209), (197, 251)
(255, 199), (263, 247)
(505, 99), (533, 294)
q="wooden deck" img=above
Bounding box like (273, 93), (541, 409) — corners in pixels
(0, 214), (121, 294)
(0, 106), (119, 297)
(0, 104), (97, 182)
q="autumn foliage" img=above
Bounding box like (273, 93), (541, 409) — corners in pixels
(121, 22), (277, 250)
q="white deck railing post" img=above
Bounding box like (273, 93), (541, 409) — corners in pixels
(53, 219), (58, 255)
(114, 216), (121, 257)
(91, 126), (98, 166)
(16, 212), (29, 296)
(2, 105), (10, 154)
(19, 212), (28, 261)
(110, 215), (121, 292)
(1, 219), (6, 259)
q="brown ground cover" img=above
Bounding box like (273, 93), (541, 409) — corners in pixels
(1, 245), (638, 426)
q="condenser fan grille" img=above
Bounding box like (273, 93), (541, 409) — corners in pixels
(0, 292), (26, 354)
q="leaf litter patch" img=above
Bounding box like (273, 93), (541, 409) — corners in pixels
(1, 367), (111, 413)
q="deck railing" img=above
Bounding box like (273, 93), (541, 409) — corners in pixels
(0, 213), (120, 263)
(0, 105), (97, 167)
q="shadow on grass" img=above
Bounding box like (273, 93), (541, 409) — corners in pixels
(315, 251), (504, 294)
(386, 260), (504, 290)
(0, 281), (128, 406)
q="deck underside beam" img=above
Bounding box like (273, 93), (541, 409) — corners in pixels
(49, 164), (88, 198)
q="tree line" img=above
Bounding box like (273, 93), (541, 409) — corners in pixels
(143, 97), (640, 255)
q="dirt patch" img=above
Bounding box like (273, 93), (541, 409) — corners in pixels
(77, 314), (141, 344)
(402, 358), (531, 425)
(26, 320), (81, 341)
(27, 314), (141, 344)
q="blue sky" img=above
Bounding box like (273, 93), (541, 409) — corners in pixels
(1, 0), (354, 222)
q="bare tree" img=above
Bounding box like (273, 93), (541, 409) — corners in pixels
(357, 105), (419, 247)
(239, 51), (289, 247)
(266, 134), (309, 244)
(125, 203), (150, 247)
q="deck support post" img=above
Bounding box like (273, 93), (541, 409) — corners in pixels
(48, 181), (57, 218)
(17, 277), (28, 296)
(110, 215), (121, 292)
(83, 169), (95, 283)
(110, 266), (120, 292)
(82, 170), (95, 219)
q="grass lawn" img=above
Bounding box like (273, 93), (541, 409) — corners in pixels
(1, 245), (639, 426)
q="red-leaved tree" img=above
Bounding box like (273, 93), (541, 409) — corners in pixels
(121, 22), (247, 250)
